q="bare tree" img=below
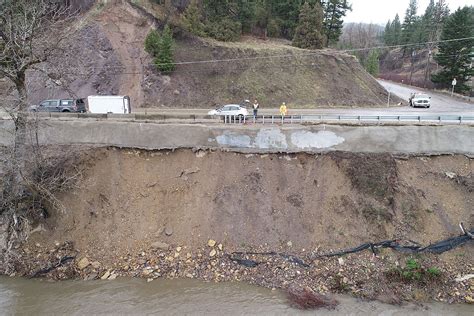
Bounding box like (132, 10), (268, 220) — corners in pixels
(0, 0), (77, 214)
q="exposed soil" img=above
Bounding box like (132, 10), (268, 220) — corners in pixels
(3, 148), (473, 304)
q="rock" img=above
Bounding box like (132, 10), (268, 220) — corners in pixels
(176, 246), (182, 252)
(179, 167), (200, 177)
(173, 89), (180, 95)
(147, 278), (154, 283)
(208, 239), (216, 247)
(108, 274), (117, 280)
(195, 151), (206, 158)
(218, 244), (223, 251)
(165, 226), (173, 236)
(455, 274), (474, 282)
(91, 261), (101, 269)
(186, 253), (192, 259)
(101, 271), (111, 280)
(209, 249), (217, 257)
(445, 172), (457, 179)
(287, 241), (293, 248)
(77, 258), (90, 270)
(151, 241), (170, 250)
(466, 296), (474, 303)
(338, 258), (344, 266)
(84, 272), (98, 281)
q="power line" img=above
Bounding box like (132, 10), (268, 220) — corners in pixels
(145, 36), (474, 67)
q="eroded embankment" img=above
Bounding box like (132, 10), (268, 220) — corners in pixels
(4, 148), (474, 303)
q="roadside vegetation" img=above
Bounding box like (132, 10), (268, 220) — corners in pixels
(0, 0), (83, 272)
(385, 258), (443, 284)
(145, 25), (176, 73)
(378, 0), (473, 94)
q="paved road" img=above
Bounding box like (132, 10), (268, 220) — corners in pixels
(138, 80), (473, 116)
(1, 81), (472, 119)
(378, 80), (473, 113)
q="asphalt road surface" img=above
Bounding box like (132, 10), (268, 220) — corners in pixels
(378, 80), (473, 113)
(141, 80), (473, 116)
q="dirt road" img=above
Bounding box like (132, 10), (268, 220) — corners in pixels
(378, 80), (473, 113)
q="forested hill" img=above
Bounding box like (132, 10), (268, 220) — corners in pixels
(153, 0), (351, 49)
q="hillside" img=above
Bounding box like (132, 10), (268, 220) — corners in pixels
(379, 48), (439, 89)
(18, 0), (397, 108)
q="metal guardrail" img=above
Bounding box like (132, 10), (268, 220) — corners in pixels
(223, 114), (474, 125)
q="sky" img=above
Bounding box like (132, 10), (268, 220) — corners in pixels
(344, 0), (472, 25)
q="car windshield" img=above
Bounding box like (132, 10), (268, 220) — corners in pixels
(415, 94), (429, 99)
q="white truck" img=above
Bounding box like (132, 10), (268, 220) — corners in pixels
(86, 96), (131, 114)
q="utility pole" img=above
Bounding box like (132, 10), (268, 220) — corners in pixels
(409, 50), (416, 86)
(423, 49), (432, 88)
(387, 89), (391, 107)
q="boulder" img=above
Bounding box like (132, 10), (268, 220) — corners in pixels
(151, 241), (170, 251)
(77, 258), (90, 270)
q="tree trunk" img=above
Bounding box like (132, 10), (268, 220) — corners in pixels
(4, 72), (29, 214)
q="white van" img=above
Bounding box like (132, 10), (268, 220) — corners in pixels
(86, 96), (131, 114)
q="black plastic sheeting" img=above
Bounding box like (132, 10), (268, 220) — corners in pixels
(228, 226), (473, 268)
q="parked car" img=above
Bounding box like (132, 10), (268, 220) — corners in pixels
(29, 99), (86, 113)
(208, 104), (249, 119)
(409, 93), (431, 108)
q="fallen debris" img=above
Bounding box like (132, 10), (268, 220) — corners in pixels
(287, 284), (338, 310)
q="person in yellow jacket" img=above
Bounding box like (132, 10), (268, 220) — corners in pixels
(279, 102), (288, 117)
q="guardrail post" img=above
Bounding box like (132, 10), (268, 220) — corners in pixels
(300, 115), (303, 124)
(418, 116), (421, 123)
(459, 116), (462, 124)
(262, 115), (265, 124)
(290, 115), (293, 124)
(271, 115), (274, 124)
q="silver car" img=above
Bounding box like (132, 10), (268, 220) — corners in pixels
(208, 104), (249, 119)
(409, 93), (431, 108)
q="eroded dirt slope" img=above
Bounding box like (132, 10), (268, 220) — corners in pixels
(30, 148), (473, 262)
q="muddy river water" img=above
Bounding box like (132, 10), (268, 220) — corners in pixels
(0, 277), (472, 315)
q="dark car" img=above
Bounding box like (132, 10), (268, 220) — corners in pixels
(29, 99), (86, 113)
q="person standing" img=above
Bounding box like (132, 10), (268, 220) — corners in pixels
(279, 102), (287, 117)
(252, 99), (259, 119)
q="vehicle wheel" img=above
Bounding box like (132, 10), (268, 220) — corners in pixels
(62, 110), (70, 112)
(238, 114), (244, 121)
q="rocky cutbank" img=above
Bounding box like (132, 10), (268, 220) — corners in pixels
(3, 239), (473, 305)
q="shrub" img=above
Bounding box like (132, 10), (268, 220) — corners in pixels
(205, 18), (241, 42)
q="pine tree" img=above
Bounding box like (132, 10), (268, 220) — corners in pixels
(383, 20), (393, 45)
(292, 2), (324, 49)
(182, 0), (206, 37)
(144, 30), (161, 57)
(155, 25), (176, 73)
(322, 0), (352, 46)
(391, 14), (402, 45)
(432, 6), (474, 93)
(401, 0), (418, 45)
(365, 50), (380, 76)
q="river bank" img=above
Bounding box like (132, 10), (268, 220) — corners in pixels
(1, 148), (473, 306)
